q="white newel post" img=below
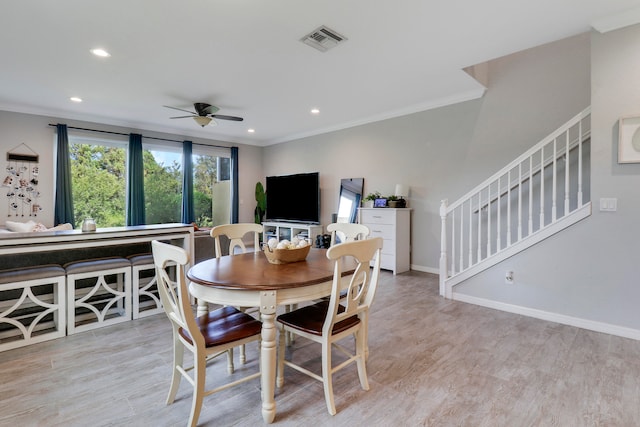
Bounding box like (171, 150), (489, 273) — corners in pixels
(439, 199), (448, 297)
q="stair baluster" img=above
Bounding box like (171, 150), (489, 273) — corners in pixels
(439, 107), (592, 298)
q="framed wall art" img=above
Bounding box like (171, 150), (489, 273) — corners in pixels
(618, 116), (640, 164)
(3, 143), (41, 218)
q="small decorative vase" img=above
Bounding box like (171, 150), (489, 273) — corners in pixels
(81, 218), (96, 232)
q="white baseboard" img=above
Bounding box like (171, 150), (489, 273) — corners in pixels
(452, 292), (640, 341)
(410, 264), (439, 275)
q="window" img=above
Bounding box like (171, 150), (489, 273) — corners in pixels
(68, 134), (231, 228)
(193, 146), (231, 227)
(144, 143), (182, 225)
(69, 137), (127, 228)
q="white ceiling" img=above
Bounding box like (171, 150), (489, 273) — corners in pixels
(1, 1), (639, 146)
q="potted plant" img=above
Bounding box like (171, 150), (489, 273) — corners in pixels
(363, 191), (381, 208)
(387, 195), (399, 208)
(255, 181), (266, 224)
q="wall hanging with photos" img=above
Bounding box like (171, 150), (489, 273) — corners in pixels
(3, 143), (42, 218)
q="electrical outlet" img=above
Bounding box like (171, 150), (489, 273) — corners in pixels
(505, 270), (514, 284)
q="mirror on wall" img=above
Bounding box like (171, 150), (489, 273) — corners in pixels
(336, 178), (364, 223)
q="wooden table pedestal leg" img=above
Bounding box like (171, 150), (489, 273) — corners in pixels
(260, 291), (277, 424)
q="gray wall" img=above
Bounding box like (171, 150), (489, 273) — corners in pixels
(263, 32), (590, 272)
(0, 112), (57, 224)
(456, 24), (640, 335)
(6, 27), (634, 336)
(0, 112), (264, 227)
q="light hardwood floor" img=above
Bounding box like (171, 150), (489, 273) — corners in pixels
(1, 271), (640, 426)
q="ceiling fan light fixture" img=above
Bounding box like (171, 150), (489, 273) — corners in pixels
(193, 116), (213, 127)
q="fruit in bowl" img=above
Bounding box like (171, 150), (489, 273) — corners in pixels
(263, 238), (311, 264)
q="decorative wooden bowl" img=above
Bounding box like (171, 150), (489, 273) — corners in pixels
(263, 245), (311, 264)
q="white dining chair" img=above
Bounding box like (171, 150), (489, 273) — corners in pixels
(324, 223), (371, 304)
(210, 223), (263, 258)
(276, 237), (383, 415)
(210, 223), (264, 362)
(152, 240), (262, 427)
(327, 222), (370, 246)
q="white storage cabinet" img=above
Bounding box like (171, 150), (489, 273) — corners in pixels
(359, 208), (411, 274)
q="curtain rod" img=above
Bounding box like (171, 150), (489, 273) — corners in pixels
(48, 123), (232, 149)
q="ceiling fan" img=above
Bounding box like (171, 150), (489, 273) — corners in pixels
(163, 102), (244, 127)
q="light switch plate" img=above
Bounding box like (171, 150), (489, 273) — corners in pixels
(599, 198), (617, 211)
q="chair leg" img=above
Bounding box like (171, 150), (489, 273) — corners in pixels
(285, 304), (297, 346)
(194, 298), (210, 317)
(240, 344), (246, 364)
(277, 326), (286, 388)
(362, 309), (370, 361)
(167, 333), (184, 405)
(321, 341), (337, 415)
(188, 349), (207, 427)
(355, 329), (370, 391)
(237, 307), (250, 363)
(227, 348), (235, 374)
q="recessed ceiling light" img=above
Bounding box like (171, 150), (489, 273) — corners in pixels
(248, 129), (255, 133)
(70, 97), (83, 103)
(311, 108), (320, 115)
(90, 48), (111, 57)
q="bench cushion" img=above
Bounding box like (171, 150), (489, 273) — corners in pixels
(127, 253), (154, 266)
(0, 264), (65, 284)
(64, 257), (131, 274)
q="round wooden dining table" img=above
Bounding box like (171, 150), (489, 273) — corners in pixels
(186, 248), (356, 424)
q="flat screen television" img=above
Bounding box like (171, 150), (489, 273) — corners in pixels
(266, 172), (320, 224)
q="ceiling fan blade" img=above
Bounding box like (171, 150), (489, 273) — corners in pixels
(194, 102), (219, 116)
(211, 114), (244, 122)
(163, 105), (196, 115)
(169, 115), (195, 119)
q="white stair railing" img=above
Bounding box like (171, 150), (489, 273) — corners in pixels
(439, 107), (591, 297)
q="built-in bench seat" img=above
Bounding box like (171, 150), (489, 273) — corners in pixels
(0, 264), (66, 351)
(0, 223), (194, 351)
(128, 253), (164, 319)
(65, 257), (132, 334)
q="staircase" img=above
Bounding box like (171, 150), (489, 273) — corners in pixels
(439, 107), (592, 297)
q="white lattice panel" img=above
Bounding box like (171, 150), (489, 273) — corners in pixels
(67, 266), (131, 334)
(0, 275), (66, 351)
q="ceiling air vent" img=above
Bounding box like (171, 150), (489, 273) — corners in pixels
(300, 25), (347, 52)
